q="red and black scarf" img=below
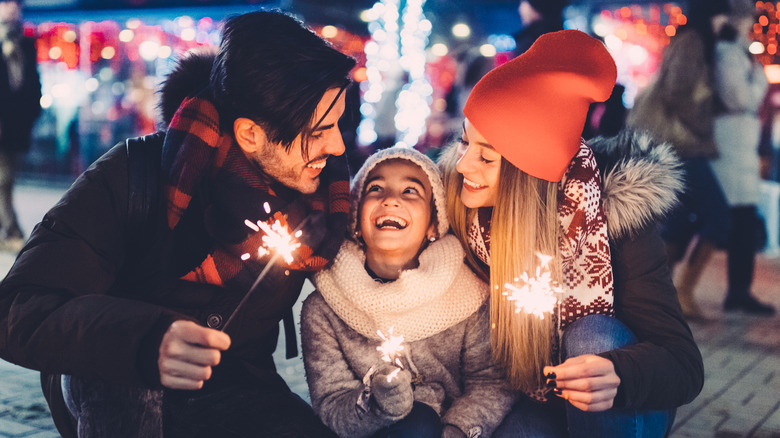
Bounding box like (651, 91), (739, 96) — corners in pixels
(161, 92), (350, 289)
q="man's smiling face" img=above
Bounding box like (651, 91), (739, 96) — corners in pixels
(249, 87), (347, 194)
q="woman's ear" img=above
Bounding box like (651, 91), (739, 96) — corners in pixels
(234, 117), (268, 154)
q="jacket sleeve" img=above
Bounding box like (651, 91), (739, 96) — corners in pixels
(301, 292), (396, 438)
(0, 144), (182, 387)
(442, 303), (516, 438)
(599, 225), (704, 410)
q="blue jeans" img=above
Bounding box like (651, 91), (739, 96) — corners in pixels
(493, 315), (675, 438)
(370, 402), (442, 438)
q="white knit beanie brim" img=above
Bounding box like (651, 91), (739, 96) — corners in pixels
(349, 146), (449, 238)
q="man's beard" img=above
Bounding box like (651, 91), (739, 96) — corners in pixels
(253, 143), (320, 195)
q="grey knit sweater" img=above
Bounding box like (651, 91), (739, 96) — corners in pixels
(302, 236), (515, 437)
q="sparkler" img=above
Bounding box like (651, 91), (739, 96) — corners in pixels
(503, 253), (563, 320)
(377, 327), (405, 382)
(221, 203), (308, 331)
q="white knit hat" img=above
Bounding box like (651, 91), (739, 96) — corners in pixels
(349, 146), (449, 238)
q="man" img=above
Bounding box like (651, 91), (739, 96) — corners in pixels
(0, 0), (40, 252)
(0, 10), (354, 437)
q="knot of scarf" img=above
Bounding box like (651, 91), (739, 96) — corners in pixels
(161, 91), (350, 288)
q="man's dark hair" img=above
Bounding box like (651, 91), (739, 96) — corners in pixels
(210, 10), (356, 158)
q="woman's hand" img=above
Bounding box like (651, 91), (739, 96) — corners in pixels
(544, 354), (620, 412)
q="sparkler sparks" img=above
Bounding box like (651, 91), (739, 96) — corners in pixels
(503, 253), (562, 320)
(223, 206), (310, 332)
(241, 203), (302, 264)
(377, 327), (405, 370)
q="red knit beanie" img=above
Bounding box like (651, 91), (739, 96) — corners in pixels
(463, 30), (617, 182)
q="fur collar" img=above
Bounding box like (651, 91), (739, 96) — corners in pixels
(589, 130), (684, 240)
(157, 49), (217, 128)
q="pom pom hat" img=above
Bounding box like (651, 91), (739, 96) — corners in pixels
(349, 146), (449, 239)
(463, 30), (617, 182)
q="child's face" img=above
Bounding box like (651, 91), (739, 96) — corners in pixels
(359, 159), (435, 265)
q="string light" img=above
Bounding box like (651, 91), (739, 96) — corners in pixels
(358, 0), (432, 149)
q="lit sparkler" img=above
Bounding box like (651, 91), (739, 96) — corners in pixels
(377, 327), (405, 381)
(222, 203), (308, 331)
(240, 202), (302, 264)
(503, 253), (562, 320)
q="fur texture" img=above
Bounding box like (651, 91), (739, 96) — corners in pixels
(590, 130), (685, 240)
(156, 48), (216, 128)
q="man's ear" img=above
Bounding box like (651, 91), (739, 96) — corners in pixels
(234, 117), (268, 154)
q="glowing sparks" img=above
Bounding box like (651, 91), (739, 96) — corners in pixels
(503, 253), (562, 320)
(226, 212), (311, 332)
(241, 212), (302, 264)
(255, 219), (301, 263)
(377, 327), (405, 369)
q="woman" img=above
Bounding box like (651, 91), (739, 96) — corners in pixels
(627, 0), (734, 318)
(710, 10), (774, 315)
(302, 146), (515, 438)
(440, 30), (703, 437)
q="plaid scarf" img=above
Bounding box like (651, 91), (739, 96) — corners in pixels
(162, 92), (350, 289)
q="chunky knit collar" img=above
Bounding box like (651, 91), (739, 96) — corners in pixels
(314, 235), (488, 342)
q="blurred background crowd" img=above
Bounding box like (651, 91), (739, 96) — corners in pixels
(3, 0), (780, 264)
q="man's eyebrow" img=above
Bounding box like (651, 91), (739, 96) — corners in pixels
(312, 123), (336, 133)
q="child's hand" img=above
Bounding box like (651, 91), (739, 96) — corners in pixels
(371, 363), (413, 417)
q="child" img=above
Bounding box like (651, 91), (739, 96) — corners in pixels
(301, 146), (514, 438)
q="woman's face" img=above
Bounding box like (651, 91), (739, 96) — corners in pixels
(456, 119), (502, 208)
(359, 159), (435, 265)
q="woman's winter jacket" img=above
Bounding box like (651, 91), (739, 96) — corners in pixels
(591, 130), (704, 409)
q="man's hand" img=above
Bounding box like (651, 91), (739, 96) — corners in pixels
(158, 320), (231, 390)
(544, 354), (620, 412)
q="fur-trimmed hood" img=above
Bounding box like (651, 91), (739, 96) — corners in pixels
(156, 49), (217, 129)
(589, 130), (684, 240)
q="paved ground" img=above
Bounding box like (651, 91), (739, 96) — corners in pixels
(0, 183), (778, 437)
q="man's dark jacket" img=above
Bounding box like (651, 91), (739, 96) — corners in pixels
(0, 53), (333, 390)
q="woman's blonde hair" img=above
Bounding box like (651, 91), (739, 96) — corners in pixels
(440, 141), (563, 392)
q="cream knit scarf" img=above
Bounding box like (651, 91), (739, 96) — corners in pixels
(314, 235), (488, 342)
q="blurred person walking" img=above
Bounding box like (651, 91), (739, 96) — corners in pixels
(627, 0), (733, 319)
(710, 4), (774, 315)
(0, 0), (40, 252)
